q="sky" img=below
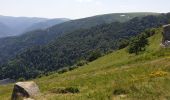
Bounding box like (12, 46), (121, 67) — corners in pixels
(0, 0), (170, 19)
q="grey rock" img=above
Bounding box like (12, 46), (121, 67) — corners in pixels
(11, 81), (40, 100)
(161, 24), (170, 48)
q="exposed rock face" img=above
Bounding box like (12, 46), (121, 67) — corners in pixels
(161, 24), (170, 47)
(11, 81), (40, 100)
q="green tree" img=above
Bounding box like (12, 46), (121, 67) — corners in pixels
(88, 50), (102, 62)
(128, 33), (148, 55)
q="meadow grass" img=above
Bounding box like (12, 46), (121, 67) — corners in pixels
(0, 28), (170, 100)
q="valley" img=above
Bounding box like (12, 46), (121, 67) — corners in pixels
(0, 2), (169, 99)
(0, 27), (170, 100)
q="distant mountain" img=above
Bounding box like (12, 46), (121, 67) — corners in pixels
(0, 15), (69, 37)
(0, 22), (13, 37)
(46, 12), (158, 36)
(0, 15), (47, 36)
(25, 18), (70, 32)
(0, 13), (158, 65)
(1, 13), (170, 80)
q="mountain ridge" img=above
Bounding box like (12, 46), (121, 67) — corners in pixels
(1, 13), (169, 80)
(0, 15), (70, 37)
(0, 12), (155, 65)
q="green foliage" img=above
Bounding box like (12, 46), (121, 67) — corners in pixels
(88, 50), (102, 62)
(144, 28), (157, 37)
(58, 67), (69, 74)
(113, 88), (128, 95)
(50, 87), (80, 94)
(76, 60), (88, 66)
(68, 66), (79, 71)
(1, 30), (170, 100)
(118, 39), (129, 49)
(17, 77), (25, 82)
(128, 33), (148, 55)
(65, 87), (80, 93)
(0, 13), (150, 65)
(58, 65), (81, 74)
(1, 13), (170, 80)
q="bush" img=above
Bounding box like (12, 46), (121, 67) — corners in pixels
(17, 77), (25, 81)
(50, 87), (80, 94)
(128, 33), (148, 55)
(58, 68), (69, 74)
(88, 50), (102, 62)
(118, 39), (129, 49)
(76, 60), (88, 66)
(144, 28), (156, 37)
(113, 88), (128, 95)
(69, 66), (78, 71)
(58, 65), (81, 74)
(65, 87), (80, 93)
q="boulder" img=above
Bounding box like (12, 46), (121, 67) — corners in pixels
(11, 81), (40, 100)
(161, 24), (170, 48)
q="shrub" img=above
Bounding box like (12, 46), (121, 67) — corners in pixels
(113, 88), (128, 95)
(69, 66), (78, 71)
(65, 87), (80, 93)
(88, 50), (102, 62)
(128, 33), (148, 55)
(76, 60), (88, 66)
(118, 39), (129, 49)
(144, 28), (156, 37)
(50, 87), (80, 94)
(58, 65), (81, 74)
(58, 68), (69, 74)
(17, 77), (25, 81)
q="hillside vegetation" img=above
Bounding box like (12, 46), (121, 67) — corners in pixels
(0, 27), (170, 100)
(0, 13), (157, 65)
(1, 13), (169, 80)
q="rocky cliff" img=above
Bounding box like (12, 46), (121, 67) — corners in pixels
(161, 24), (170, 47)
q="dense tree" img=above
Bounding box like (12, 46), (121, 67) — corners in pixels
(0, 13), (170, 80)
(0, 13), (149, 65)
(128, 33), (148, 55)
(118, 39), (129, 49)
(87, 50), (102, 62)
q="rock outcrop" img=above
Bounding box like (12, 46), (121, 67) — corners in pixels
(11, 81), (40, 100)
(161, 24), (170, 47)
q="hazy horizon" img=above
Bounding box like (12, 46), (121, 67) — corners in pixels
(0, 0), (170, 19)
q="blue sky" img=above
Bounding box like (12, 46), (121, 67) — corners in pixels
(0, 0), (170, 19)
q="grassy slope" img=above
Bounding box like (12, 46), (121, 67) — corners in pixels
(1, 28), (170, 100)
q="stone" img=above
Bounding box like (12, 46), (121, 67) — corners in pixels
(11, 81), (40, 100)
(161, 24), (170, 48)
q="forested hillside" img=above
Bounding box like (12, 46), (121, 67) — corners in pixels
(0, 13), (152, 64)
(0, 13), (170, 80)
(1, 27), (170, 100)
